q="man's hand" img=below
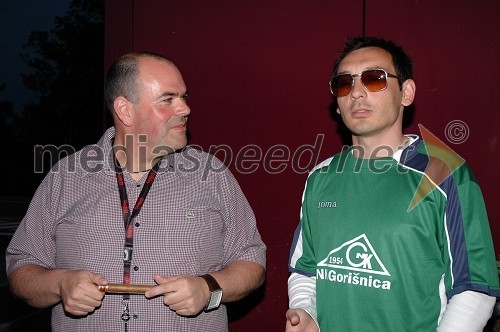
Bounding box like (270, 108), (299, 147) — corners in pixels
(145, 274), (210, 316)
(58, 270), (107, 316)
(285, 308), (319, 332)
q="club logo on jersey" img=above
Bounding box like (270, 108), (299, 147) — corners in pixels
(316, 234), (392, 290)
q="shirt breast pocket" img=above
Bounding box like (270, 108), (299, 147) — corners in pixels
(139, 207), (225, 275)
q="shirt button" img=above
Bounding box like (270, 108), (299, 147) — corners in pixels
(133, 314), (138, 319)
(135, 222), (140, 227)
(133, 266), (139, 271)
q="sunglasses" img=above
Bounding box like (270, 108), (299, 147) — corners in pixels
(329, 69), (399, 97)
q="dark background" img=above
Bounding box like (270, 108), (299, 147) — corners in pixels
(1, 0), (499, 331)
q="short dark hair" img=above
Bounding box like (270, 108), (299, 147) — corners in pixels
(332, 36), (413, 89)
(104, 51), (171, 112)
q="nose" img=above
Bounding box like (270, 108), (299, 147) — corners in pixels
(350, 76), (366, 100)
(176, 98), (191, 117)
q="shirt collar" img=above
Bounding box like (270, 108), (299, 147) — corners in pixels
(392, 134), (419, 163)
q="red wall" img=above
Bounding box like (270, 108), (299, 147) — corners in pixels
(105, 1), (500, 330)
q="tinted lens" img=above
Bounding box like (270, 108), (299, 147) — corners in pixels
(361, 70), (388, 92)
(330, 74), (354, 97)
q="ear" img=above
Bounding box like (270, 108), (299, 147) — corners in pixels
(401, 79), (416, 107)
(113, 96), (133, 127)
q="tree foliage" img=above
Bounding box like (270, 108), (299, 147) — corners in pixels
(0, 83), (15, 140)
(19, 0), (104, 147)
(6, 0), (104, 196)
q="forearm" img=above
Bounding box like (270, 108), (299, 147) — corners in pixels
(437, 290), (496, 331)
(288, 272), (318, 324)
(210, 260), (265, 302)
(9, 264), (67, 308)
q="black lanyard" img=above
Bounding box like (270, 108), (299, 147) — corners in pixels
(114, 158), (160, 323)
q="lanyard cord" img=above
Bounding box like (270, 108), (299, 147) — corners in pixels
(114, 158), (161, 324)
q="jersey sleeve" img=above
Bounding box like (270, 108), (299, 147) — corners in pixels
(444, 165), (500, 298)
(289, 174), (318, 277)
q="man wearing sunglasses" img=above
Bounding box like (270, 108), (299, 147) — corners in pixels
(286, 37), (499, 331)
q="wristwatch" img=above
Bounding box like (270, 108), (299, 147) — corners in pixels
(200, 274), (223, 311)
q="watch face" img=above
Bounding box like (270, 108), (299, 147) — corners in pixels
(206, 290), (223, 310)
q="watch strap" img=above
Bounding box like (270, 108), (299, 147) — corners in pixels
(200, 274), (222, 292)
(200, 274), (223, 311)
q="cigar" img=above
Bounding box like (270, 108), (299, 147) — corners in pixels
(98, 283), (154, 294)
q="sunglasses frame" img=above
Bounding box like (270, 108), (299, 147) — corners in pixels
(329, 68), (399, 97)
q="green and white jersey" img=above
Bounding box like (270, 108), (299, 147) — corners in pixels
(289, 136), (499, 331)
